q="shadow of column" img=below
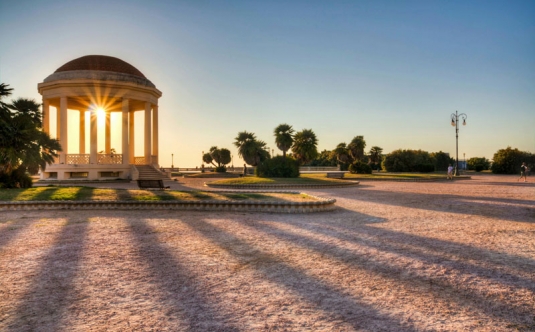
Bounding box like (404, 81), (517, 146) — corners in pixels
(183, 218), (417, 331)
(248, 214), (535, 326)
(7, 218), (89, 331)
(126, 218), (241, 331)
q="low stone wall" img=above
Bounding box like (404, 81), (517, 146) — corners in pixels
(355, 176), (471, 182)
(205, 181), (359, 189)
(0, 195), (336, 214)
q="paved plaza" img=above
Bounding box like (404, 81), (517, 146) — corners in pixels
(1, 174), (534, 331)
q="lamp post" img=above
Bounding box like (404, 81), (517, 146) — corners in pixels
(450, 110), (467, 176)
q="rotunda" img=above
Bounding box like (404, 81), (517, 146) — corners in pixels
(38, 55), (163, 180)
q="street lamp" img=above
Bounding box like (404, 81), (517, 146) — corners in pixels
(450, 110), (467, 176)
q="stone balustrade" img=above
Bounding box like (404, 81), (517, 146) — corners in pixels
(97, 154), (123, 164)
(0, 195), (336, 213)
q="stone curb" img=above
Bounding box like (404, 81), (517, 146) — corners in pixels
(350, 176), (471, 182)
(205, 181), (360, 189)
(0, 194), (336, 214)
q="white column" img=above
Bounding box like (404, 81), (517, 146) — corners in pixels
(144, 102), (152, 164)
(56, 105), (61, 140)
(122, 99), (130, 165)
(129, 111), (135, 163)
(59, 97), (68, 163)
(105, 111), (111, 154)
(90, 110), (98, 164)
(152, 105), (158, 165)
(42, 99), (50, 134)
(79, 110), (85, 154)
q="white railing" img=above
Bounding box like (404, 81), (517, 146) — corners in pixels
(98, 154), (123, 164)
(66, 154), (90, 164)
(299, 166), (339, 172)
(65, 154), (125, 164)
(134, 157), (146, 165)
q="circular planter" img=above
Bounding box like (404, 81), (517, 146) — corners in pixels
(205, 181), (359, 189)
(0, 193), (336, 214)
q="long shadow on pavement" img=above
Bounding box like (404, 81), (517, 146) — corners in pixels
(338, 187), (535, 223)
(307, 215), (535, 279)
(241, 211), (535, 327)
(0, 216), (35, 251)
(184, 218), (419, 331)
(8, 217), (89, 331)
(126, 218), (242, 331)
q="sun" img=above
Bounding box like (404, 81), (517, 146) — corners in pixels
(94, 107), (107, 128)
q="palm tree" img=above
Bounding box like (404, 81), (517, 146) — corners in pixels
(369, 146), (383, 166)
(204, 146), (232, 168)
(8, 98), (43, 127)
(291, 129), (318, 165)
(348, 136), (366, 162)
(332, 143), (350, 164)
(0, 93), (61, 184)
(233, 131), (268, 166)
(0, 83), (14, 109)
(202, 152), (214, 166)
(273, 123), (294, 157)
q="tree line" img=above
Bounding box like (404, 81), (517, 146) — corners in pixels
(2, 81), (531, 187)
(206, 122), (533, 177)
(0, 83), (61, 188)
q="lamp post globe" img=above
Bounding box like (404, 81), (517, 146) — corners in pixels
(450, 110), (467, 176)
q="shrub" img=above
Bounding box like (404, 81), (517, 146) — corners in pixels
(339, 162), (350, 171)
(369, 162), (382, 171)
(382, 149), (434, 172)
(348, 161), (372, 174)
(307, 149), (338, 166)
(0, 168), (33, 188)
(413, 163), (435, 173)
(256, 156), (300, 178)
(214, 166), (227, 173)
(491, 147), (535, 174)
(431, 151), (454, 172)
(467, 157), (490, 171)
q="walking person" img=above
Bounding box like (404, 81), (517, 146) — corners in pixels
(447, 164), (454, 180)
(518, 162), (528, 182)
(243, 164), (247, 177)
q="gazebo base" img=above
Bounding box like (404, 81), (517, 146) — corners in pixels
(41, 164), (133, 181)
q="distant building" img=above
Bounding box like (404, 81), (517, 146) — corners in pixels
(38, 55), (162, 180)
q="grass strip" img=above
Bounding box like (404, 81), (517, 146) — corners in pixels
(0, 187), (317, 203)
(344, 173), (446, 179)
(211, 175), (347, 185)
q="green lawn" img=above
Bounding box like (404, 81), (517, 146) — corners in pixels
(0, 187), (316, 202)
(344, 172), (446, 179)
(209, 172), (446, 185)
(210, 174), (348, 185)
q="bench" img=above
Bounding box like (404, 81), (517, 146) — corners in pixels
(326, 172), (345, 179)
(136, 179), (170, 190)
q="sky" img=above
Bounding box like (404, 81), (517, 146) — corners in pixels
(1, 0), (534, 167)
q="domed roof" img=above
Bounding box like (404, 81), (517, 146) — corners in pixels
(54, 55), (146, 78)
(43, 55), (157, 88)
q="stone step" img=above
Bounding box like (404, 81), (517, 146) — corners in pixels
(134, 165), (168, 180)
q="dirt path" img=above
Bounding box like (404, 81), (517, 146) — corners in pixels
(1, 174), (534, 331)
